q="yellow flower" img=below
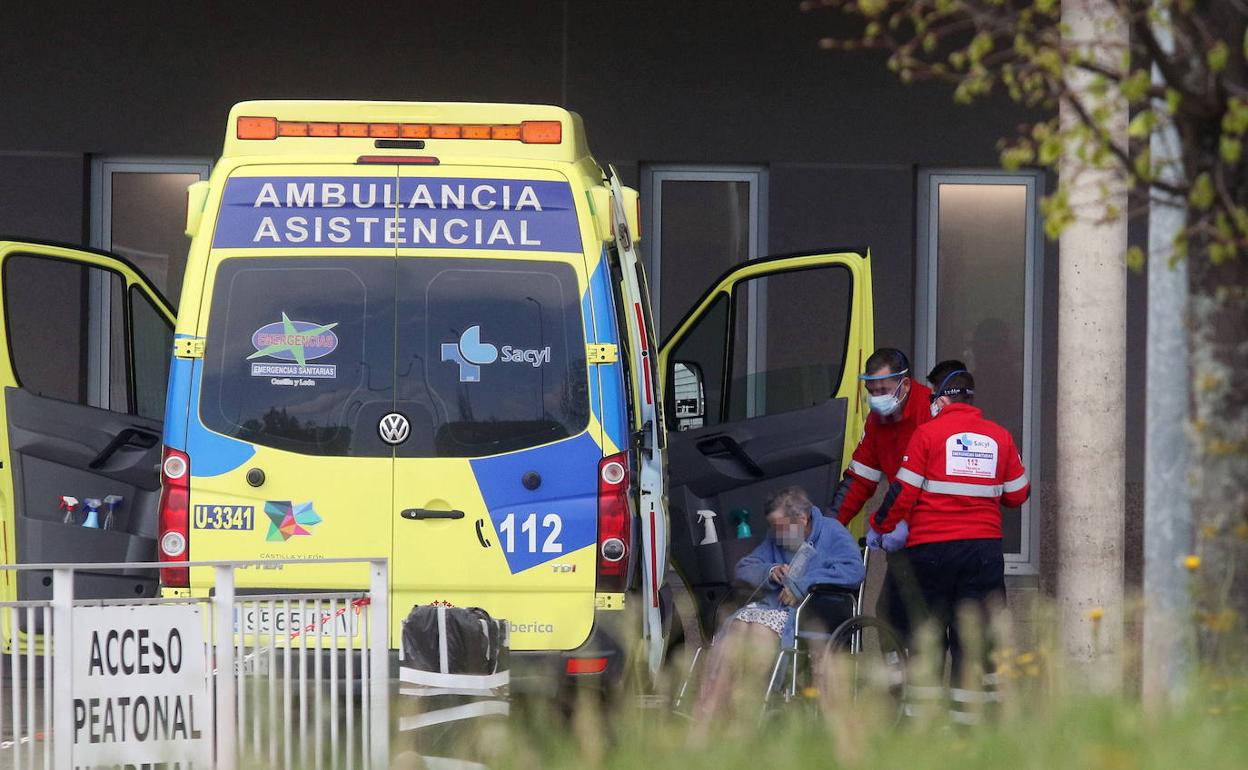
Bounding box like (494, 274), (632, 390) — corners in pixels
(1184, 555), (1201, 571)
(1088, 607), (1105, 621)
(1016, 651), (1037, 665)
(801, 686), (820, 699)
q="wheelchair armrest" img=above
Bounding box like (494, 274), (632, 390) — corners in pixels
(807, 583), (860, 598)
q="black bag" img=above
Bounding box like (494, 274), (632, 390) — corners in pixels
(401, 605), (507, 678)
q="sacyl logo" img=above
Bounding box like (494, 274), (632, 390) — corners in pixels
(441, 325), (551, 383)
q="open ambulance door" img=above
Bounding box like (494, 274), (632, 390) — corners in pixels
(607, 170), (670, 677)
(0, 240), (175, 618)
(657, 250), (874, 640)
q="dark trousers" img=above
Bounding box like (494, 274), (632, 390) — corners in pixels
(904, 538), (1006, 684)
(876, 550), (921, 643)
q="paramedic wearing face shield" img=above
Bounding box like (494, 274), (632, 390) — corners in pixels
(828, 348), (932, 641)
(870, 369), (1031, 724)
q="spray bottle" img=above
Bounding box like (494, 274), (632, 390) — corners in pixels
(102, 495), (124, 530)
(82, 498), (102, 529)
(59, 496), (80, 525)
(696, 510), (718, 545)
(732, 508), (753, 539)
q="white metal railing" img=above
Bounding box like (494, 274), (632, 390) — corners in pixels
(0, 557), (389, 770)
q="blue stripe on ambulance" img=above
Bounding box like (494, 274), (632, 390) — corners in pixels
(183, 361), (256, 477)
(585, 248), (627, 451)
(162, 352), (194, 452)
(469, 432), (599, 574)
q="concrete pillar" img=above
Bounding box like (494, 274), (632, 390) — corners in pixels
(1056, 0), (1128, 691)
(1142, 9), (1192, 709)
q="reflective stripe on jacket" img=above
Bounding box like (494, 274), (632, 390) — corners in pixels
(873, 403), (1030, 546)
(833, 381), (933, 525)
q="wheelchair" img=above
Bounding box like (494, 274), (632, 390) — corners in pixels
(676, 542), (908, 721)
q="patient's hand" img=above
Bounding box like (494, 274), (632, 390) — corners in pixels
(780, 587), (797, 606)
(769, 564), (789, 584)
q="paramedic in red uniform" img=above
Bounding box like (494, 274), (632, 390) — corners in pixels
(828, 348), (931, 640)
(870, 368), (1030, 722)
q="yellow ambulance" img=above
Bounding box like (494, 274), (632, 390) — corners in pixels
(0, 100), (873, 686)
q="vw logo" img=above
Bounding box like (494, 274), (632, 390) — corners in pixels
(378, 413), (410, 445)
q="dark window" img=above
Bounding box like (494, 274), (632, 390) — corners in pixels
(200, 258), (396, 457)
(666, 295), (728, 430)
(131, 287), (173, 420)
(664, 263), (853, 429)
(726, 265), (853, 421)
(396, 258), (588, 457)
(3, 255), (124, 409)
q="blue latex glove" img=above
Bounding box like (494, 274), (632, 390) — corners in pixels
(865, 526), (884, 550)
(881, 519), (910, 552)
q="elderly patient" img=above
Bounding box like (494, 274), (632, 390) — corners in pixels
(694, 485), (865, 723)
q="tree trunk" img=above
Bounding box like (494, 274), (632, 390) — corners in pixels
(1188, 244), (1248, 673)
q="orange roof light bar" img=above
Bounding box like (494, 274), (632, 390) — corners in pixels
(520, 121), (562, 144)
(237, 117), (562, 143)
(237, 116), (278, 140)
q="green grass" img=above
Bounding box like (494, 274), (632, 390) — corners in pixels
(462, 679), (1248, 770)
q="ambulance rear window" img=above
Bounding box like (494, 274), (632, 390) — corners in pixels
(395, 258), (588, 457)
(200, 258), (396, 457)
(199, 255), (589, 458)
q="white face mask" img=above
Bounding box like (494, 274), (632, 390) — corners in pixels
(867, 378), (906, 416)
(930, 399), (943, 418)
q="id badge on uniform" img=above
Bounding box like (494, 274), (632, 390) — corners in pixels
(945, 433), (999, 478)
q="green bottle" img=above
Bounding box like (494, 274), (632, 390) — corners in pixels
(732, 508), (753, 539)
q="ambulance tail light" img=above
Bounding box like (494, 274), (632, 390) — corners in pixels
(597, 452), (632, 592)
(238, 117), (563, 144)
(157, 447), (190, 588)
(565, 657), (609, 675)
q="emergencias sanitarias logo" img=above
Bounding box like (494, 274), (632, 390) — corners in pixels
(248, 313), (339, 379)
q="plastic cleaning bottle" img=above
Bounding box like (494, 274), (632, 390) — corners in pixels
(102, 495), (124, 530)
(60, 496), (80, 525)
(696, 510), (718, 545)
(732, 508), (753, 539)
(82, 498), (102, 529)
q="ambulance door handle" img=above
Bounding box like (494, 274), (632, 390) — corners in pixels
(89, 427), (160, 469)
(695, 435), (765, 478)
(401, 508), (465, 520)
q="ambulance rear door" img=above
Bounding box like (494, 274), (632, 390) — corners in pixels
(390, 167), (601, 652)
(182, 165), (398, 633)
(657, 251), (874, 637)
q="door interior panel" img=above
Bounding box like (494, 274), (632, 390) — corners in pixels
(667, 397), (847, 638)
(6, 387), (162, 604)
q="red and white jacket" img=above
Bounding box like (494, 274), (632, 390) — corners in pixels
(873, 403), (1030, 547)
(832, 381), (932, 525)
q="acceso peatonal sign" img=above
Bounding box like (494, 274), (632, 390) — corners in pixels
(70, 604), (211, 768)
(212, 176), (583, 252)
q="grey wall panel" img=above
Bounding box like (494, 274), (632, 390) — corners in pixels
(0, 1), (565, 156)
(2, 1), (1024, 169)
(0, 153), (85, 242)
(767, 163), (915, 358)
(568, 1), (1021, 168)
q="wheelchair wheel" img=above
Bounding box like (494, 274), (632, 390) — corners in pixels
(817, 615), (907, 723)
